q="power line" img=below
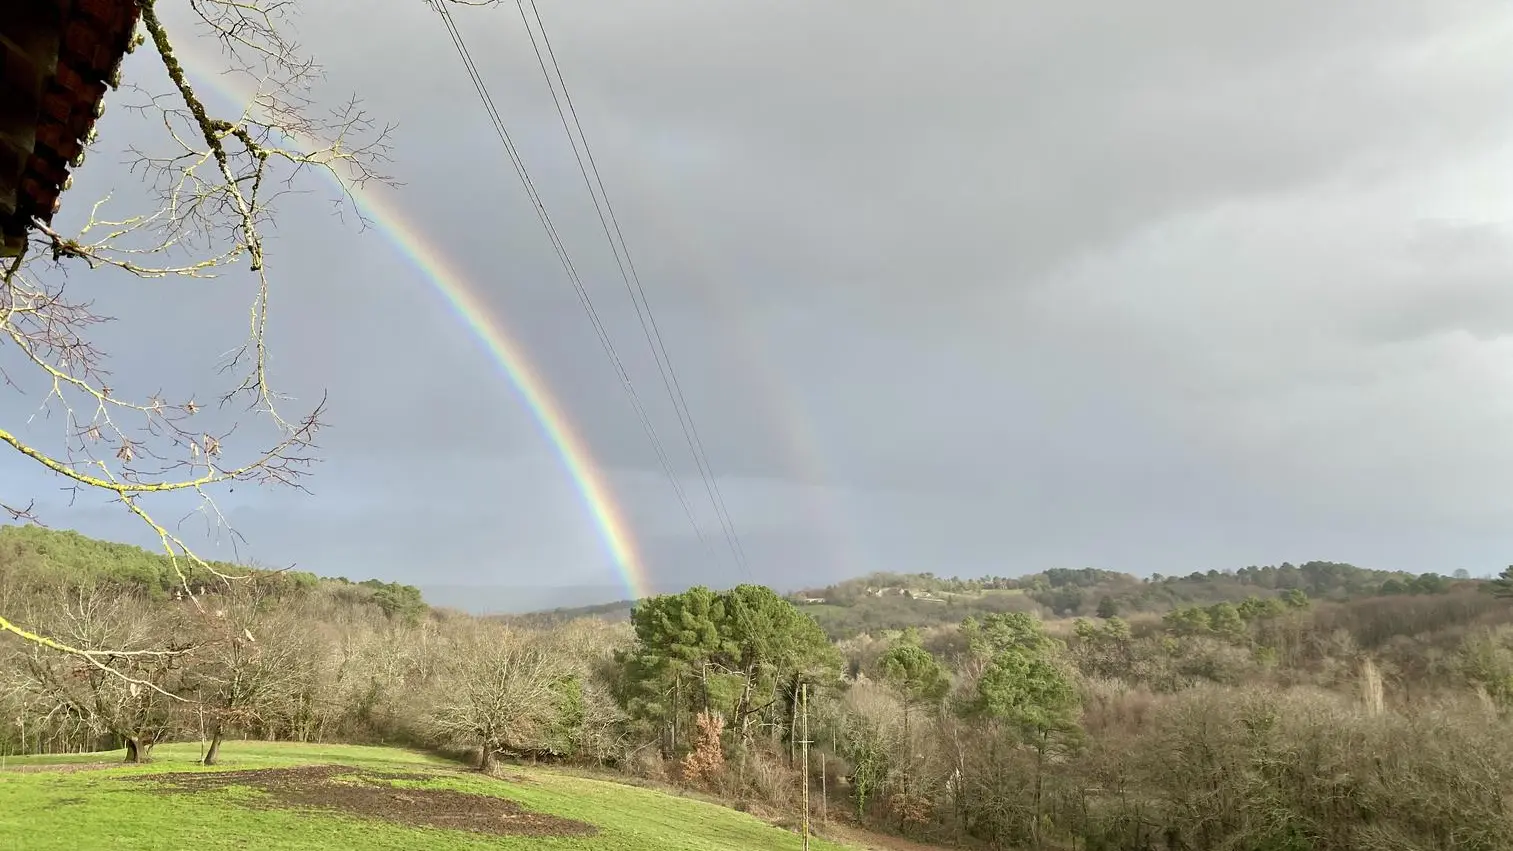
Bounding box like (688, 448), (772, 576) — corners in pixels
(513, 0), (751, 577)
(430, 1), (718, 565)
(514, 0), (751, 577)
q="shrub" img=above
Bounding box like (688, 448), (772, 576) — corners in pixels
(680, 711), (726, 788)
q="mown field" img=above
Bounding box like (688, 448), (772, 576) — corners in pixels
(0, 742), (854, 851)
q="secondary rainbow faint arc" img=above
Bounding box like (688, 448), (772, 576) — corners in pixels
(612, 164), (869, 580)
(171, 44), (654, 601)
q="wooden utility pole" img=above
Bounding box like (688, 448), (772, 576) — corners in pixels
(800, 682), (811, 851)
(789, 680), (800, 764)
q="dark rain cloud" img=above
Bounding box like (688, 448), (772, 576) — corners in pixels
(6, 1), (1513, 606)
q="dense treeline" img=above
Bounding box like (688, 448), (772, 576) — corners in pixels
(483, 561), (1475, 641)
(0, 525), (256, 598)
(500, 599), (635, 629)
(789, 561), (1482, 638)
(4, 525), (1513, 849)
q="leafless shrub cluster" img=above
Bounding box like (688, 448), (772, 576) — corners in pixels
(424, 626), (567, 772)
(1071, 685), (1513, 850)
(0, 562), (634, 766)
(0, 584), (202, 761)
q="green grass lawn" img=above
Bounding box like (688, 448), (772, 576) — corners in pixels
(0, 742), (854, 851)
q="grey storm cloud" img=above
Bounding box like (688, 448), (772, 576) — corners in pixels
(7, 0), (1513, 609)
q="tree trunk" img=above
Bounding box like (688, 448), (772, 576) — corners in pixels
(950, 722), (970, 832)
(671, 672), (680, 757)
(478, 745), (495, 772)
(202, 721), (224, 766)
(1032, 733), (1046, 851)
(124, 737), (152, 763)
(900, 701), (912, 803)
(736, 674), (754, 747)
(735, 673), (754, 795)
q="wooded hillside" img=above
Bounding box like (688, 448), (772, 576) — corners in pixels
(4, 524), (1513, 849)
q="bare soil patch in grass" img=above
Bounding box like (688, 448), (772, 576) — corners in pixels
(127, 764), (598, 839)
(0, 762), (119, 774)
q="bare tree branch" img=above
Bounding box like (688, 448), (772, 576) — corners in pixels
(0, 1), (394, 686)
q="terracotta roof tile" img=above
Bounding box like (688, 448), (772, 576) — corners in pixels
(1, 0), (141, 257)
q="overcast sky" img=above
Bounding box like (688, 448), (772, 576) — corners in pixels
(8, 0), (1513, 610)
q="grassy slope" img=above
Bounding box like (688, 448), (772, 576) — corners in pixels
(0, 742), (853, 851)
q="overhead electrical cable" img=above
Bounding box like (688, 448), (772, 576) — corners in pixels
(431, 1), (718, 562)
(515, 0), (751, 576)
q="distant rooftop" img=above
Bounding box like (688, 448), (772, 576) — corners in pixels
(1, 0), (140, 257)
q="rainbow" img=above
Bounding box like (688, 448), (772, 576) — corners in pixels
(169, 41), (654, 601)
